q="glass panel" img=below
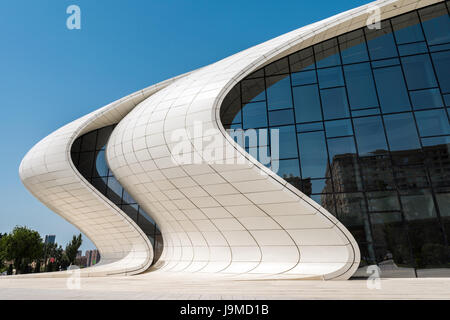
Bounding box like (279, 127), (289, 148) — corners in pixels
(94, 150), (109, 177)
(265, 57), (290, 76)
(352, 108), (380, 117)
(242, 102), (267, 129)
(395, 165), (430, 189)
(401, 189), (447, 269)
(291, 70), (316, 86)
(360, 154), (396, 191)
(138, 212), (156, 236)
(272, 159), (302, 190)
(266, 75), (293, 110)
(415, 109), (450, 136)
(298, 131), (329, 178)
(310, 178), (330, 194)
(391, 11), (424, 44)
(370, 212), (413, 267)
(241, 78), (266, 103)
(401, 190), (438, 220)
(296, 122), (323, 133)
(319, 193), (336, 214)
(96, 126), (114, 150)
(244, 69), (264, 79)
(289, 47), (315, 72)
(353, 116), (388, 156)
(371, 58), (400, 68)
(106, 176), (124, 204)
(320, 87), (349, 120)
(436, 193), (450, 218)
(419, 3), (450, 45)
(122, 189), (136, 205)
(373, 65), (411, 113)
(269, 109), (295, 126)
(325, 119), (353, 138)
(366, 191), (400, 211)
(292, 84), (322, 123)
(121, 204), (139, 222)
(270, 125), (297, 160)
(80, 131), (97, 152)
(401, 54), (438, 90)
(384, 113), (421, 151)
(221, 85), (242, 125)
(398, 41), (428, 56)
(71, 138), (81, 153)
(314, 38), (341, 68)
(91, 177), (108, 195)
(339, 29), (369, 64)
(431, 51), (450, 93)
(334, 192), (373, 248)
(365, 21), (398, 60)
(443, 94), (450, 107)
(77, 152), (95, 178)
(429, 42), (450, 52)
(327, 136), (362, 192)
(422, 136), (450, 191)
(344, 63), (379, 110)
(317, 66), (344, 89)
(410, 88), (444, 110)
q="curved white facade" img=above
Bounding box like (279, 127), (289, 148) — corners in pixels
(20, 0), (440, 280)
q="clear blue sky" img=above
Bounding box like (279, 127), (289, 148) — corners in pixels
(0, 0), (370, 251)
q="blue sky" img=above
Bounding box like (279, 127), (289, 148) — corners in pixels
(0, 0), (370, 251)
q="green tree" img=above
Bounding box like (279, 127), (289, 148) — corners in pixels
(65, 234), (83, 266)
(44, 242), (65, 272)
(0, 233), (6, 271)
(2, 227), (43, 274)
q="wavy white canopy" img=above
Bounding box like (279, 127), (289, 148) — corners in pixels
(20, 0), (438, 279)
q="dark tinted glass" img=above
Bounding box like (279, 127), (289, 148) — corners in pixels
(298, 131), (329, 178)
(344, 63), (379, 110)
(293, 85), (322, 123)
(71, 125), (162, 265)
(339, 29), (369, 64)
(373, 65), (411, 113)
(383, 113), (421, 151)
(266, 75), (293, 110)
(401, 54), (438, 90)
(365, 21), (398, 60)
(320, 87), (350, 120)
(219, 2), (450, 276)
(314, 38), (341, 68)
(353, 116), (388, 155)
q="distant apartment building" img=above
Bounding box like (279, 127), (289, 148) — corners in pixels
(44, 235), (56, 245)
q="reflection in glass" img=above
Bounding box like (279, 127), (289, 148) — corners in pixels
(321, 87), (349, 120)
(219, 2), (450, 275)
(298, 131), (328, 179)
(353, 116), (388, 156)
(344, 63), (378, 110)
(383, 113), (421, 151)
(266, 75), (293, 110)
(373, 65), (411, 113)
(71, 125), (163, 264)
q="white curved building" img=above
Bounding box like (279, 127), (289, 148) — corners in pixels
(20, 0), (450, 280)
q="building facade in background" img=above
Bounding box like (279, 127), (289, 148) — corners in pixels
(44, 235), (56, 245)
(20, 0), (449, 279)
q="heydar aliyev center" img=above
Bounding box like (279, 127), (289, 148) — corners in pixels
(20, 0), (450, 280)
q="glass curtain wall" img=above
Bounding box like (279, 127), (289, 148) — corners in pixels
(71, 125), (163, 264)
(221, 1), (450, 276)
